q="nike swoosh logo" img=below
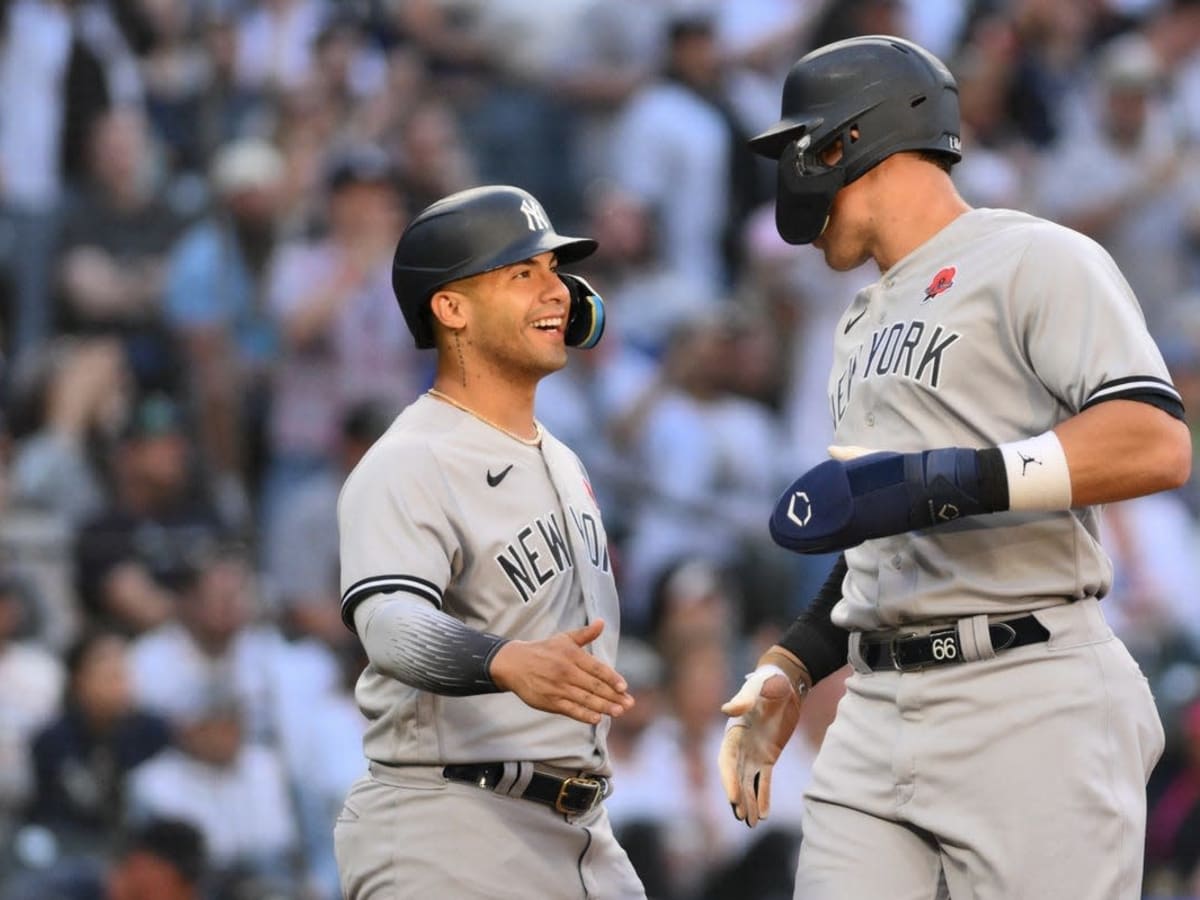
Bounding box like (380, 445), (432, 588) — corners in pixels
(844, 309), (868, 334)
(487, 465), (514, 487)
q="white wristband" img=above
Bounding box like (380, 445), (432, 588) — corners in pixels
(746, 663), (790, 684)
(742, 663), (806, 697)
(997, 431), (1072, 511)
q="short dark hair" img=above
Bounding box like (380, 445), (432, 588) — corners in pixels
(667, 14), (714, 44)
(121, 818), (207, 885)
(64, 627), (126, 692)
(916, 150), (957, 173)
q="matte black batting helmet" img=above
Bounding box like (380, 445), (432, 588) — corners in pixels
(750, 35), (961, 244)
(392, 185), (603, 349)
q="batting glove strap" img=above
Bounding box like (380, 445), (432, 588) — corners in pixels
(769, 447), (1005, 555)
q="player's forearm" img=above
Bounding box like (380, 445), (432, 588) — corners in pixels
(1053, 400), (1191, 506)
(354, 594), (509, 696)
(770, 395), (1190, 556)
(773, 554), (849, 687)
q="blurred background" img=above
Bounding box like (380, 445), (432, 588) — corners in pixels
(0, 0), (1198, 897)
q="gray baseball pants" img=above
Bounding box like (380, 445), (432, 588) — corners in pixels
(794, 598), (1165, 899)
(334, 762), (646, 899)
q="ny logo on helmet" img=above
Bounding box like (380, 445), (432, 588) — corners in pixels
(520, 197), (551, 232)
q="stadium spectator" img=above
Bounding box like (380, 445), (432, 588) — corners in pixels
(128, 543), (283, 744)
(0, 575), (64, 837)
(126, 695), (296, 894)
(73, 392), (223, 634)
(1035, 36), (1199, 341)
(165, 138), (287, 529)
(2, 817), (207, 900)
(0, 0), (143, 361)
(618, 312), (785, 633)
(9, 337), (130, 528)
(54, 107), (188, 390)
(264, 399), (392, 649)
(611, 14), (761, 289)
(262, 143), (419, 522)
(26, 629), (169, 859)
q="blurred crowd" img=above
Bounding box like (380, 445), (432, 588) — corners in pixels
(1, 0), (1200, 898)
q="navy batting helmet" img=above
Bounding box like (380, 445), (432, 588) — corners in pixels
(392, 185), (604, 350)
(750, 35), (961, 244)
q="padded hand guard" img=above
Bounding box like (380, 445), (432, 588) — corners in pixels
(769, 448), (994, 554)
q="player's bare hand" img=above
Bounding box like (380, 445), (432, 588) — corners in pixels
(718, 665), (802, 828)
(489, 619), (636, 725)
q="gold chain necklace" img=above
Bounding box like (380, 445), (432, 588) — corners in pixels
(426, 388), (544, 446)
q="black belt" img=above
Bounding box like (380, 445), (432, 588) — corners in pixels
(442, 763), (608, 815)
(859, 614), (1050, 672)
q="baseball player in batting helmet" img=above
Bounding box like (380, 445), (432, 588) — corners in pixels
(334, 185), (645, 899)
(718, 35), (1190, 899)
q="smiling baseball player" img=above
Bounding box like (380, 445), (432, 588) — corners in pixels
(718, 35), (1190, 899)
(334, 186), (645, 899)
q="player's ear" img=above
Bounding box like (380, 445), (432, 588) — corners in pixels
(429, 288), (469, 334)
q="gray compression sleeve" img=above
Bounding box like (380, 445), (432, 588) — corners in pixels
(353, 593), (510, 696)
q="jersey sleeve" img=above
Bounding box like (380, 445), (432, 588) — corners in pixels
(337, 438), (458, 631)
(1011, 224), (1184, 419)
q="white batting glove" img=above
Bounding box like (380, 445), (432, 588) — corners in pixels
(717, 664), (803, 828)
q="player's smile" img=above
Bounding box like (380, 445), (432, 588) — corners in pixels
(529, 312), (565, 339)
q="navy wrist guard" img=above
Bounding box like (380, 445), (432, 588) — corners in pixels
(769, 448), (1007, 555)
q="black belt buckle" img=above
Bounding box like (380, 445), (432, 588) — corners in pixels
(886, 632), (917, 671)
(554, 776), (603, 814)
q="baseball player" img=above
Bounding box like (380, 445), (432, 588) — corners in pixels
(333, 185), (646, 899)
(718, 35), (1191, 899)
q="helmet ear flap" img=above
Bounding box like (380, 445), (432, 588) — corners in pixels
(774, 136), (847, 245)
(560, 274), (606, 349)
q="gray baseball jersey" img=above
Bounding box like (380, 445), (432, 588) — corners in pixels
(826, 208), (1182, 631)
(337, 394), (619, 774)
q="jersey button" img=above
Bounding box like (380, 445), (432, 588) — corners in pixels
(891, 554), (903, 569)
(865, 412), (876, 427)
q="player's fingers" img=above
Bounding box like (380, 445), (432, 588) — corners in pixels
(720, 682), (761, 717)
(740, 766), (761, 828)
(567, 618), (605, 648)
(552, 695), (605, 726)
(828, 444), (880, 461)
(756, 763), (774, 821)
(722, 669), (795, 717)
(576, 653), (631, 700)
(563, 681), (629, 719)
(718, 722), (746, 809)
(566, 657), (628, 705)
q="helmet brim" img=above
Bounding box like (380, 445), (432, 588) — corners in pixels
(749, 115), (824, 160)
(546, 235), (599, 266)
(465, 232), (597, 280)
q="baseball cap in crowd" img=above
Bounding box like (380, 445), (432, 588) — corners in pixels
(120, 393), (186, 442)
(666, 11), (714, 41)
(210, 138), (286, 197)
(117, 818), (208, 888)
(1098, 37), (1163, 92)
(325, 144), (399, 193)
